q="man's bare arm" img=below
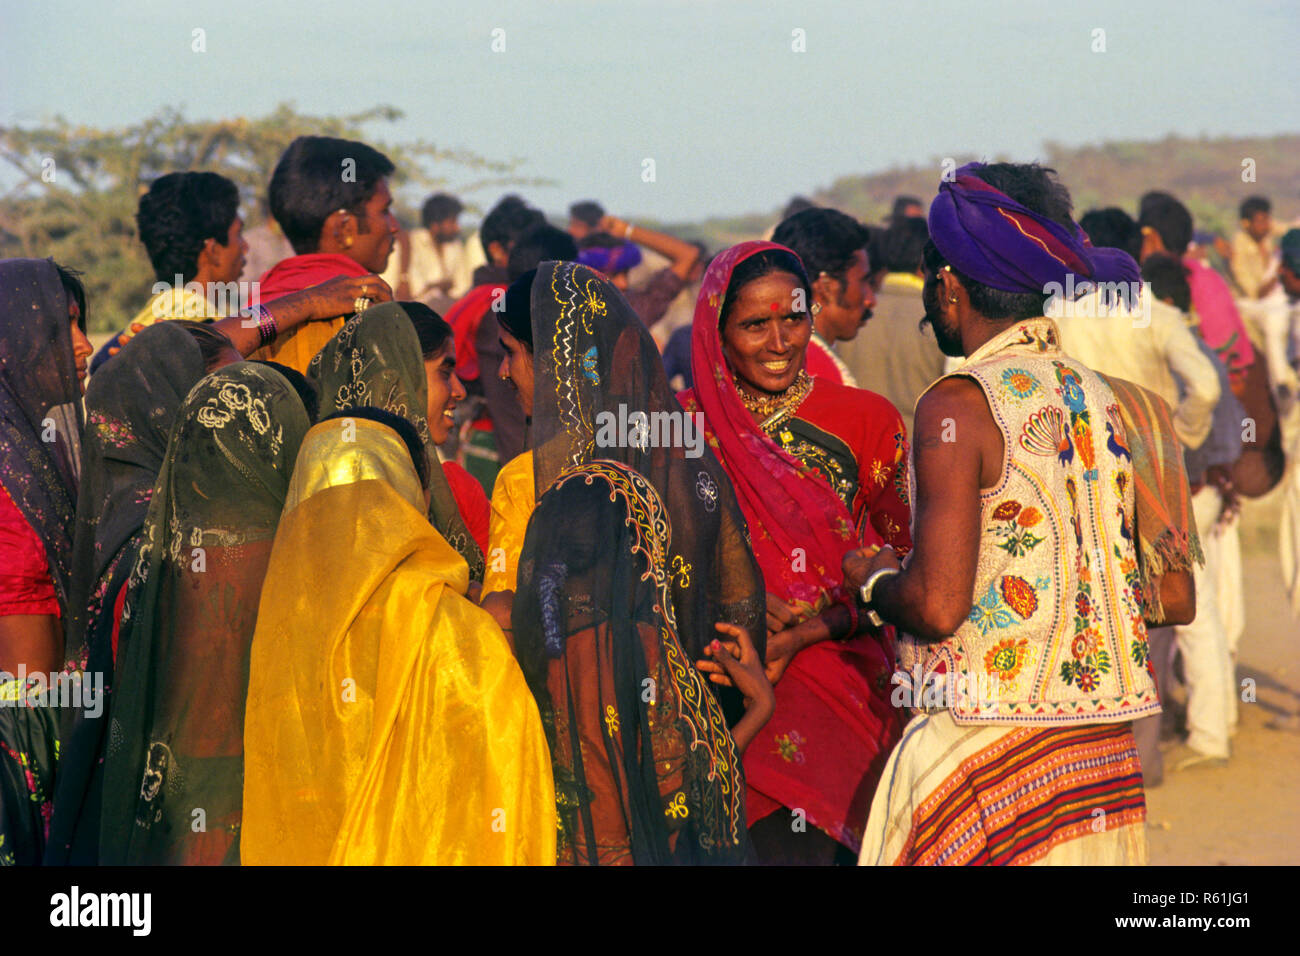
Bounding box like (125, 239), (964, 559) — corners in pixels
(857, 377), (998, 640)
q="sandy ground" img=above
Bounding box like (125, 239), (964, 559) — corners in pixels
(1145, 491), (1300, 864)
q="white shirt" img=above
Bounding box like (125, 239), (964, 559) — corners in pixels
(382, 229), (473, 301)
(1053, 286), (1220, 450)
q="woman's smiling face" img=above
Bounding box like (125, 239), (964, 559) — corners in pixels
(720, 270), (812, 396)
(424, 342), (465, 445)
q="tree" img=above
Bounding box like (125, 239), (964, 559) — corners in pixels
(0, 104), (551, 331)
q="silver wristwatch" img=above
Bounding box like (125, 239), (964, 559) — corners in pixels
(858, 567), (900, 627)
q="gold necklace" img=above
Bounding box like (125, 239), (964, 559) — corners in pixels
(734, 369), (813, 427)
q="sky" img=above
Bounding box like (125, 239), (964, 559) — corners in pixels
(3, 0), (1298, 222)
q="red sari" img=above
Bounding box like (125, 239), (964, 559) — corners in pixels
(678, 240), (911, 851)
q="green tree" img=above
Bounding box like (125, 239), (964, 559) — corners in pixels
(0, 104), (548, 331)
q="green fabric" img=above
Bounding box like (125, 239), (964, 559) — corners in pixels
(0, 678), (59, 866)
(307, 303), (485, 580)
(461, 428), (501, 494)
(99, 362), (310, 865)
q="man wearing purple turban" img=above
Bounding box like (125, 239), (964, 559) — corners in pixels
(842, 162), (1196, 866)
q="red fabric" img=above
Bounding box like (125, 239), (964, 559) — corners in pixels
(444, 284), (506, 382)
(256, 253), (371, 303)
(110, 578), (128, 664)
(679, 240), (912, 850)
(441, 460), (490, 554)
(804, 339), (845, 385)
(0, 484), (59, 618)
(683, 241), (866, 612)
(1184, 255), (1255, 383)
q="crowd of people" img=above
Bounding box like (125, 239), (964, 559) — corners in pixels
(2, 133), (1297, 865)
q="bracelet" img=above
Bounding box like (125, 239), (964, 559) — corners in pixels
(623, 222), (634, 240)
(841, 602), (860, 639)
(252, 304), (278, 347)
(858, 567), (900, 628)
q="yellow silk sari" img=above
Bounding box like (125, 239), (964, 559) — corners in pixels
(483, 450), (535, 597)
(241, 418), (555, 865)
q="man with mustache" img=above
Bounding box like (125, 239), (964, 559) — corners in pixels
(845, 162), (1198, 866)
(772, 207), (876, 387)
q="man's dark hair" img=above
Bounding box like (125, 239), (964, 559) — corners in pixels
(136, 172), (241, 283)
(500, 269), (536, 351)
(480, 195), (545, 260)
(401, 301), (453, 358)
(890, 195), (924, 222)
(880, 217), (930, 274)
(1280, 228), (1300, 275)
(508, 223), (578, 280)
(568, 201), (604, 227)
(772, 207), (869, 285)
(1239, 196), (1271, 220)
(863, 225), (887, 277)
(720, 249), (812, 330)
(321, 406), (429, 490)
(420, 193), (463, 228)
(250, 360), (320, 422)
(1140, 253), (1193, 313)
(1079, 207), (1141, 260)
(924, 163), (1075, 321)
(53, 263), (87, 331)
(781, 196), (816, 221)
(268, 136), (395, 254)
(1138, 191), (1194, 257)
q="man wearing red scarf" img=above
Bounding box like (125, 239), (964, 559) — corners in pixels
(251, 136), (398, 374)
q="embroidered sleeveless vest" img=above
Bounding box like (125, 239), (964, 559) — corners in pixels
(898, 318), (1160, 725)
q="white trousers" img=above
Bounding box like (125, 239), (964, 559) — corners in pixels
(1174, 486), (1237, 757)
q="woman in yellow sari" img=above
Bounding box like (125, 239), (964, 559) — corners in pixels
(241, 408), (555, 865)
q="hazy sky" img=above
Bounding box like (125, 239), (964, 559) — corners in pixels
(3, 0), (1298, 221)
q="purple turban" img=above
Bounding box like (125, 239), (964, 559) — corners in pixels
(928, 163), (1140, 295)
(577, 242), (642, 275)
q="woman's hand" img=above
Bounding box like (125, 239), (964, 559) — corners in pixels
(841, 543), (898, 591)
(479, 589), (513, 631)
(695, 623), (771, 702)
(762, 625), (808, 685)
(695, 623), (775, 752)
(766, 592), (799, 635)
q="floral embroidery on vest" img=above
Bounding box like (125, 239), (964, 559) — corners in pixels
(898, 318), (1161, 726)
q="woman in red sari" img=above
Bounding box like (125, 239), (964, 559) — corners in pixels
(680, 241), (912, 863)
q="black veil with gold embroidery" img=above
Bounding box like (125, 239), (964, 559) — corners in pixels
(525, 261), (764, 664)
(512, 262), (764, 864)
(514, 461), (751, 864)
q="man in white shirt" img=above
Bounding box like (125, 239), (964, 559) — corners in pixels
(382, 193), (472, 304)
(1053, 282), (1219, 449)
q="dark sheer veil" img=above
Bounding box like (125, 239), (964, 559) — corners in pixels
(526, 261), (765, 664)
(0, 257), (83, 614)
(45, 322), (208, 864)
(514, 461), (750, 864)
(511, 261), (765, 864)
(99, 362), (310, 864)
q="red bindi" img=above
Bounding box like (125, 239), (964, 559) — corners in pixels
(769, 302), (780, 311)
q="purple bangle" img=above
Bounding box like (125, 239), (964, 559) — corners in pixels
(253, 305), (277, 346)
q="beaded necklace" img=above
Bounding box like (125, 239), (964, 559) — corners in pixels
(733, 369), (813, 430)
